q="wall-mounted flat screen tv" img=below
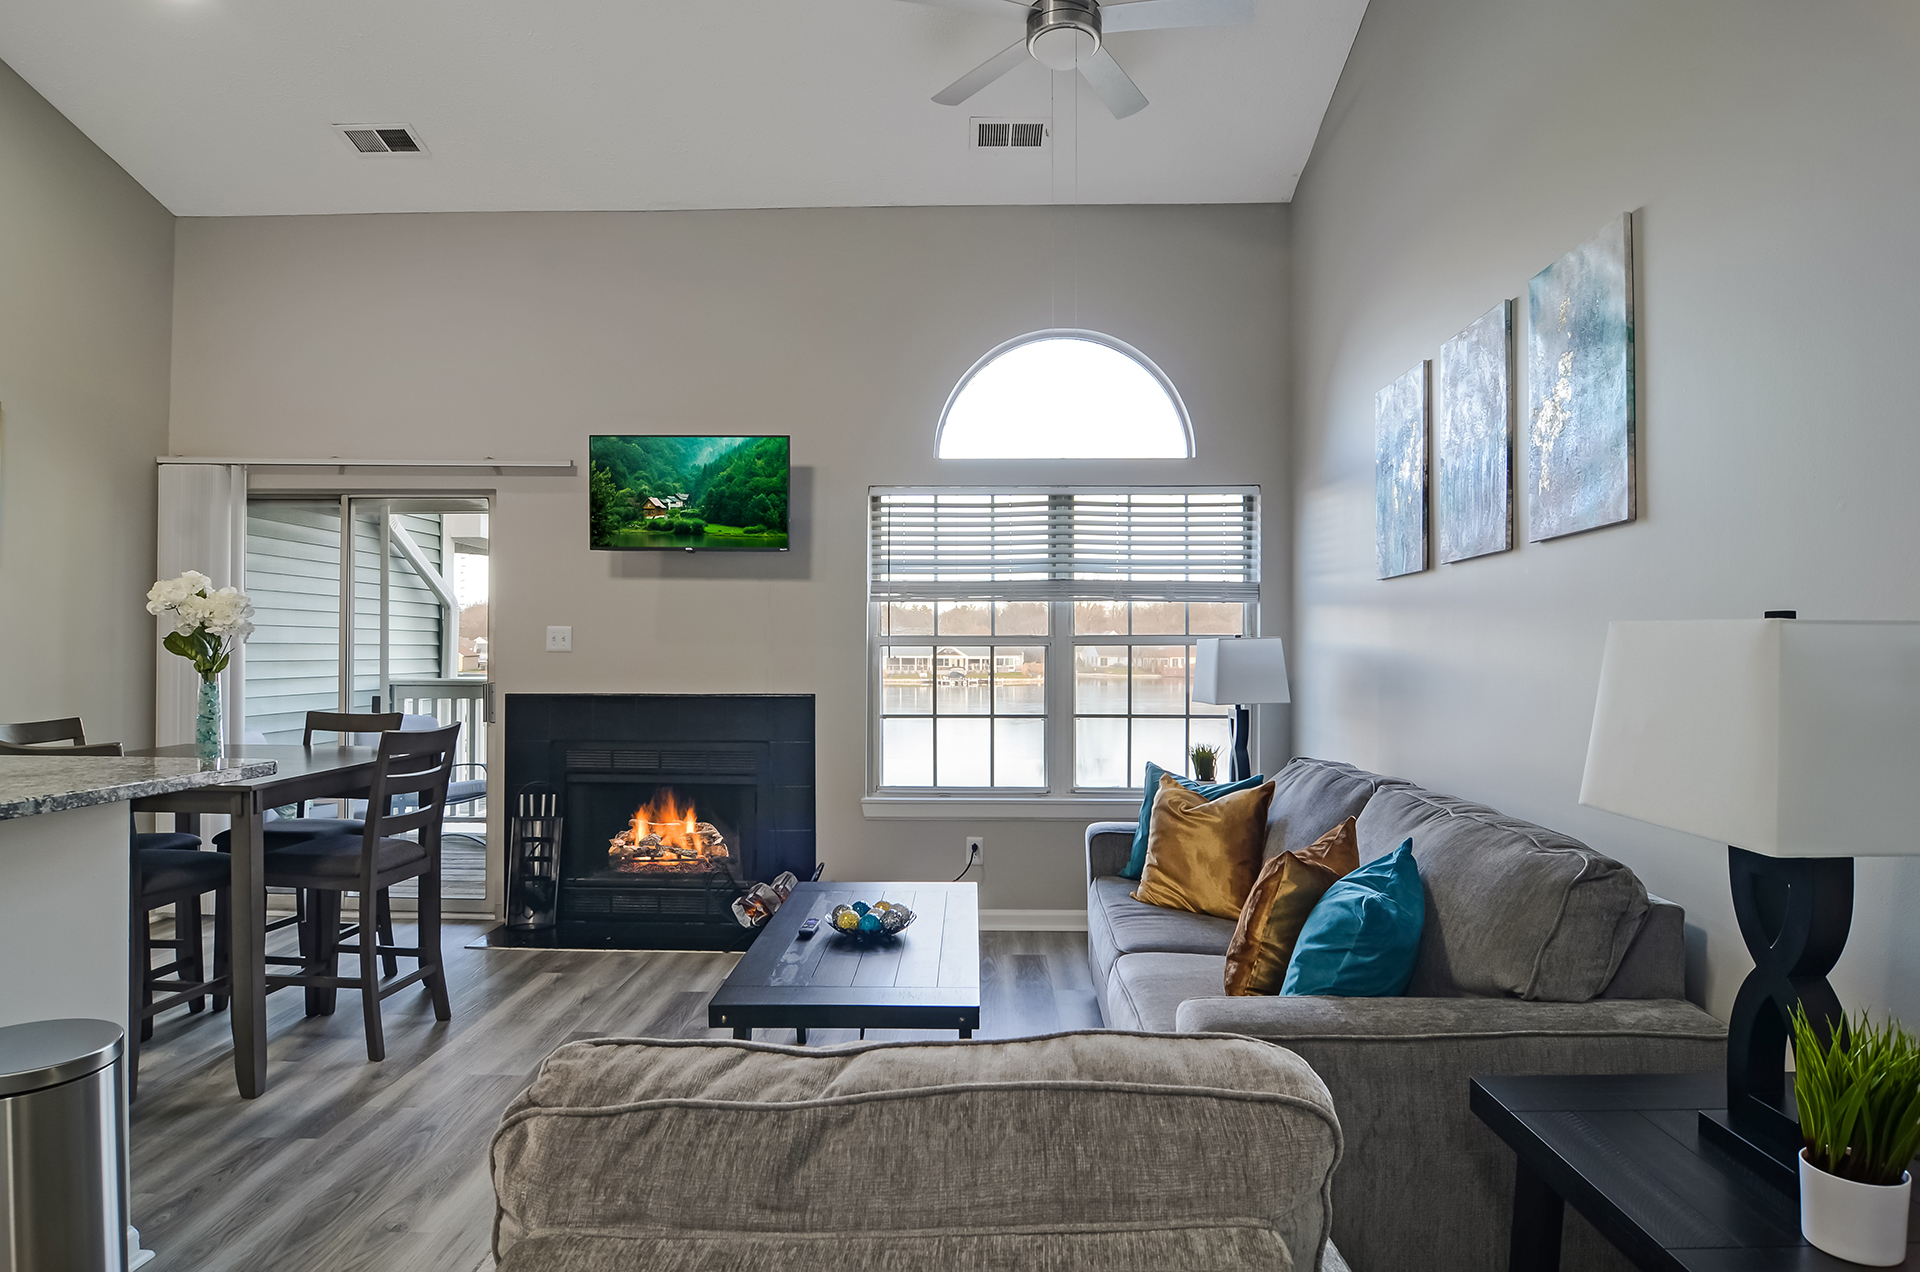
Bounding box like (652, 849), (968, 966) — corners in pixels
(589, 435), (790, 552)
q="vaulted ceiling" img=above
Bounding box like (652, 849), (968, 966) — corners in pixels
(0, 0), (1366, 216)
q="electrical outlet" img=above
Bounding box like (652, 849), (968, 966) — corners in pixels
(545, 625), (573, 652)
(965, 835), (984, 879)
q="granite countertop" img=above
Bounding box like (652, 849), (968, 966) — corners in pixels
(0, 755), (279, 821)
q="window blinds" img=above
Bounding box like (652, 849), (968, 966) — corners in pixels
(869, 488), (1259, 603)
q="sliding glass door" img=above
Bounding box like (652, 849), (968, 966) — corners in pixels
(243, 494), (493, 911)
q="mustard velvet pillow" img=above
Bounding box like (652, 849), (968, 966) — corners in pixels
(1132, 775), (1276, 920)
(1224, 816), (1361, 996)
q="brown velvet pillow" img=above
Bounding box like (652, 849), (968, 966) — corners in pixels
(1223, 816), (1362, 995)
(1132, 775), (1276, 921)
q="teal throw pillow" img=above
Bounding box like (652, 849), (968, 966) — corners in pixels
(1280, 838), (1425, 997)
(1120, 760), (1266, 880)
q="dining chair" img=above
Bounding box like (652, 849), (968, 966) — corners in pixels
(261, 724), (459, 1061)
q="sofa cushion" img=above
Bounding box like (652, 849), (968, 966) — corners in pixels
(1134, 777), (1275, 920)
(1090, 877), (1238, 962)
(1107, 952), (1233, 1032)
(1122, 761), (1268, 879)
(492, 1032), (1341, 1271)
(1226, 817), (1360, 996)
(1356, 785), (1649, 1001)
(1087, 878), (1237, 1023)
(1264, 757), (1406, 861)
(1281, 839), (1425, 998)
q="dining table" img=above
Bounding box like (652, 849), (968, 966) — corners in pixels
(128, 742), (383, 1098)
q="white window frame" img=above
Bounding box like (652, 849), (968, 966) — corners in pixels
(863, 486), (1259, 818)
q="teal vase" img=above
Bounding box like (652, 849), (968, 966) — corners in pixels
(195, 677), (222, 759)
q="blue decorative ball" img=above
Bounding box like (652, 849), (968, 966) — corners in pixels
(852, 901), (870, 915)
(857, 912), (882, 933)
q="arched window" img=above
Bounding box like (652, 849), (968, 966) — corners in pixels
(936, 330), (1194, 459)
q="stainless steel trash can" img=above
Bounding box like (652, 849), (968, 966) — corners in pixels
(0, 1019), (127, 1272)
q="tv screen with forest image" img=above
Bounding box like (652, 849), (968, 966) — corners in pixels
(589, 435), (790, 551)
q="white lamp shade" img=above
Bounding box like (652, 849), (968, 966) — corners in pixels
(1578, 619), (1920, 858)
(1193, 638), (1290, 706)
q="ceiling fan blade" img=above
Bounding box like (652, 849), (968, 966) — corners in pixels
(1099, 0), (1256, 33)
(933, 39), (1032, 106)
(897, 0), (1032, 15)
(1079, 48), (1149, 118)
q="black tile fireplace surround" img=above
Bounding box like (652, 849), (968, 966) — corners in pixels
(504, 694), (815, 950)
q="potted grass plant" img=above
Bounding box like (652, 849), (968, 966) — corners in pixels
(1791, 1005), (1920, 1265)
(1189, 744), (1220, 783)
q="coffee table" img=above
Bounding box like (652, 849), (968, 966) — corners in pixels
(708, 881), (979, 1044)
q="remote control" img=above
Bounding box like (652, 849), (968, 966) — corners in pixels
(797, 917), (819, 939)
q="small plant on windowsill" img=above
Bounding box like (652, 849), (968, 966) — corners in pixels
(1189, 744), (1220, 783)
(1790, 1004), (1920, 1265)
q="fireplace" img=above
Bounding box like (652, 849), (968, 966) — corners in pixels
(505, 695), (814, 949)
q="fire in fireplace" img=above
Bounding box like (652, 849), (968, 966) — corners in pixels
(608, 789), (733, 875)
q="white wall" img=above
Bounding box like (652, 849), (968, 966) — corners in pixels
(0, 57), (175, 744)
(1290, 0), (1920, 1021)
(170, 205), (1290, 911)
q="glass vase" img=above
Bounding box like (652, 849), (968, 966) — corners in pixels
(195, 677), (222, 760)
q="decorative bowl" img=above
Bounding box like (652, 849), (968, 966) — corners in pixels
(826, 900), (915, 939)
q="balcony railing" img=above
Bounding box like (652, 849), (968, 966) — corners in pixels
(387, 677), (492, 819)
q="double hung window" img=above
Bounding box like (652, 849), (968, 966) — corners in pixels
(869, 488), (1258, 795)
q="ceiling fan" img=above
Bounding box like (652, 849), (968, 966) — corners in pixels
(900, 0), (1255, 120)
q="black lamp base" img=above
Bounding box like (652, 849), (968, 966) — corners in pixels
(1228, 706), (1253, 782)
(1700, 846), (1854, 1190)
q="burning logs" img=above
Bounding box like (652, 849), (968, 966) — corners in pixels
(608, 790), (735, 874)
(609, 821), (730, 873)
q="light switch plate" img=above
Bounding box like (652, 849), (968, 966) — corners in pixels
(546, 625), (573, 652)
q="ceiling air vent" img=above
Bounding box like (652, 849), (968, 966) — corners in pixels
(334, 124), (429, 157)
(970, 118), (1049, 150)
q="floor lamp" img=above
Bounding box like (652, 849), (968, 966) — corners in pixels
(1193, 638), (1290, 783)
(1577, 615), (1920, 1185)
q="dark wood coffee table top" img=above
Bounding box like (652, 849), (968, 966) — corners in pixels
(708, 881), (980, 1041)
(1472, 1071), (1918, 1271)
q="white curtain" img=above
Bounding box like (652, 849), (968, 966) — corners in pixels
(154, 464), (248, 746)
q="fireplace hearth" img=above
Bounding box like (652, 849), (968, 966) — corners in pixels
(502, 695), (814, 950)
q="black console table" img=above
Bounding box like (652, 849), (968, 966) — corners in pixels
(1471, 1071), (1916, 1271)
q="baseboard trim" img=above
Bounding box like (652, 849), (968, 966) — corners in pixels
(980, 909), (1088, 932)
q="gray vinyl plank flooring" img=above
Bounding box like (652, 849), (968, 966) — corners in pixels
(130, 921), (1101, 1272)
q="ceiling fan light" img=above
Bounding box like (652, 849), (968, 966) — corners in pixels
(1029, 25), (1096, 70)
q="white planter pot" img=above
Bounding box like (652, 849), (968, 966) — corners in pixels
(1800, 1149), (1913, 1266)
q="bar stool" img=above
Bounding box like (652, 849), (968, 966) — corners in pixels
(213, 711), (404, 972)
(129, 833), (230, 1102)
(263, 724), (458, 1061)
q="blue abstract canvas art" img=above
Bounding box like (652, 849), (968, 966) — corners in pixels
(1528, 214), (1635, 541)
(1436, 300), (1512, 563)
(1375, 361), (1429, 579)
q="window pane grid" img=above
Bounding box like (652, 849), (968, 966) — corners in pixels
(1070, 603), (1238, 790)
(877, 600), (1049, 790)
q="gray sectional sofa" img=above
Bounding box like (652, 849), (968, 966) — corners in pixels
(1087, 757), (1728, 1272)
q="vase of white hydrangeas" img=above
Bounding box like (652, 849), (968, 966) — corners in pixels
(147, 571), (254, 757)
